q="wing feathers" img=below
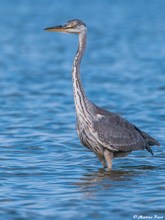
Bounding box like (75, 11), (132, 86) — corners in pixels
(93, 106), (158, 153)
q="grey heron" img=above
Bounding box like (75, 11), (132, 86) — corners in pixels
(45, 19), (160, 170)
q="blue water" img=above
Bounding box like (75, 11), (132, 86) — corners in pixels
(0, 0), (165, 219)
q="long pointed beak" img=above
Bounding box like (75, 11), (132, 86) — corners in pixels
(44, 25), (68, 32)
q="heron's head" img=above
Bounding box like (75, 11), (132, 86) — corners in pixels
(44, 19), (86, 34)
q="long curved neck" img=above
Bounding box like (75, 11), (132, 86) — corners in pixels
(72, 30), (91, 117)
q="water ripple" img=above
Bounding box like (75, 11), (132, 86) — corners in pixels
(0, 0), (164, 219)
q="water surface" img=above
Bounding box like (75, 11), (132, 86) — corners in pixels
(0, 0), (164, 219)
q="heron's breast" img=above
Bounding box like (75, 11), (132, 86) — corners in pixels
(76, 118), (104, 154)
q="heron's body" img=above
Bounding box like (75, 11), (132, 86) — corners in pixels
(45, 19), (160, 169)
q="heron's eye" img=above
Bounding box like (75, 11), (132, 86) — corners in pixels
(66, 23), (76, 29)
(71, 22), (78, 28)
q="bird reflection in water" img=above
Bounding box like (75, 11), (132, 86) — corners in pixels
(74, 162), (157, 195)
(75, 168), (136, 191)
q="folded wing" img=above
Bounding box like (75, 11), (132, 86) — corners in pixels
(93, 106), (159, 153)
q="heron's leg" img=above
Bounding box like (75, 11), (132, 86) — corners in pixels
(97, 154), (106, 168)
(104, 149), (114, 170)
